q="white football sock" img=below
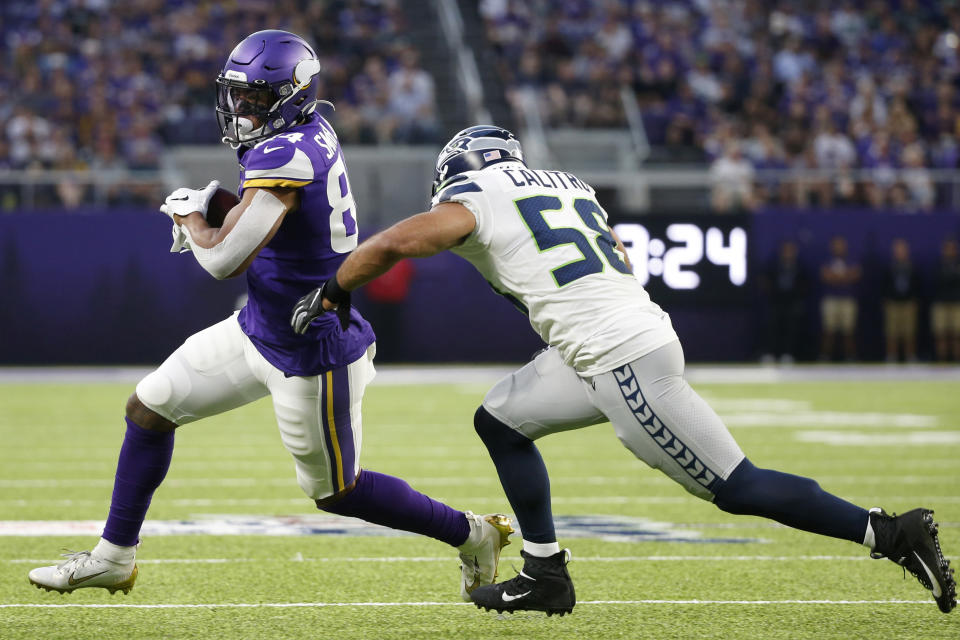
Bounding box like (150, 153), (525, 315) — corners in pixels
(92, 538), (137, 564)
(523, 540), (560, 557)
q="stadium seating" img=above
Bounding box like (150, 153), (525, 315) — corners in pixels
(2, 1), (960, 212)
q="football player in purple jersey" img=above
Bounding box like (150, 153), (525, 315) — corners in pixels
(28, 30), (512, 599)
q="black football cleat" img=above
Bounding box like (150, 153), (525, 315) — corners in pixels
(869, 507), (956, 613)
(470, 549), (575, 616)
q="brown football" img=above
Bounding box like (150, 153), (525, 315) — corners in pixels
(206, 187), (241, 227)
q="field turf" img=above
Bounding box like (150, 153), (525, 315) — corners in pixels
(1, 372), (958, 639)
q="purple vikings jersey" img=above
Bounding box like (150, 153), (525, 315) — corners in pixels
(235, 112), (375, 376)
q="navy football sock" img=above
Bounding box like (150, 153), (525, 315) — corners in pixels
(474, 406), (556, 544)
(319, 470), (470, 547)
(101, 417), (175, 547)
(713, 458), (869, 543)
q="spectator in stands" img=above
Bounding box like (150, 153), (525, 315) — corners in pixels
(596, 10), (632, 62)
(900, 143), (935, 211)
(819, 235), (862, 362)
(850, 76), (888, 128)
(861, 131), (898, 208)
(49, 127), (88, 209)
(0, 137), (18, 211)
(90, 134), (130, 205)
(831, 2), (867, 47)
(931, 238), (960, 362)
(760, 240), (809, 364)
(387, 47), (439, 144)
(709, 141), (756, 213)
(338, 56), (393, 144)
(744, 123), (790, 205)
(773, 37), (815, 84)
(5, 105), (53, 169)
(812, 113), (857, 207)
(687, 54), (723, 104)
(882, 238), (921, 362)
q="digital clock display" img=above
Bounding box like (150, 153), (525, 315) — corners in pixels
(611, 214), (752, 303)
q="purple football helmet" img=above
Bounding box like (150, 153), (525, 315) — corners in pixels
(216, 30), (323, 147)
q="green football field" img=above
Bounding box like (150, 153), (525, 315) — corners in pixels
(1, 370), (958, 639)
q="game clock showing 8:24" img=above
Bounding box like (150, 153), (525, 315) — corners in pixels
(611, 214), (751, 304)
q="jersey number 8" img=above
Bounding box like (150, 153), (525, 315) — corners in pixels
(327, 154), (358, 253)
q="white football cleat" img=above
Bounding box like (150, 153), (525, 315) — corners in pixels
(457, 512), (514, 601)
(29, 550), (138, 595)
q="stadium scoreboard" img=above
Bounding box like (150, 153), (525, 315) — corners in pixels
(611, 214), (752, 304)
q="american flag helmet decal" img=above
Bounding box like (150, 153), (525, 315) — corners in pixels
(432, 125), (525, 196)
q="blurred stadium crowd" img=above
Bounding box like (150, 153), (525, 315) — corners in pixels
(0, 0), (438, 206)
(1, 0), (960, 213)
(482, 0), (960, 211)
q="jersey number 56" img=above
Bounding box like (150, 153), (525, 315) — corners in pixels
(516, 195), (631, 287)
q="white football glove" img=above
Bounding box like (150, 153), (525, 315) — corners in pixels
(170, 222), (193, 253)
(160, 180), (220, 221)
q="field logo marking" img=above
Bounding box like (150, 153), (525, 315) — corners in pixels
(0, 515), (759, 544)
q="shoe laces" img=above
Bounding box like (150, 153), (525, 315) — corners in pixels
(500, 566), (536, 595)
(56, 549), (92, 571)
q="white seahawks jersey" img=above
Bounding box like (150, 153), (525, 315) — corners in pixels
(432, 162), (678, 376)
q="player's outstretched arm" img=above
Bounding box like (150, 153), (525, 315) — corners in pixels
(169, 186), (297, 280)
(291, 202), (475, 334)
(338, 202), (476, 291)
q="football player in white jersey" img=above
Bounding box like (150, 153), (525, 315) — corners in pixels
(291, 126), (956, 616)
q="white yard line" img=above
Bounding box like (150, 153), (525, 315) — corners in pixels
(3, 494), (960, 510)
(796, 431), (960, 445)
(2, 364), (959, 385)
(2, 473), (951, 489)
(723, 412), (938, 428)
(0, 599), (932, 609)
(0, 496), (700, 510)
(7, 555), (873, 565)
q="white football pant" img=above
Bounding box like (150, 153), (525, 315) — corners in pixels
(135, 312), (375, 500)
(482, 340), (745, 500)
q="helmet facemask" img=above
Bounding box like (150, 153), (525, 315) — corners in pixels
(216, 79), (283, 147)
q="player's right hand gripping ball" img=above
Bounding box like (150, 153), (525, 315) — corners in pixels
(160, 180), (220, 220)
(291, 279), (352, 334)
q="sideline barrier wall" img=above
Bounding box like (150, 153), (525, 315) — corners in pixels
(1, 209), (958, 364)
